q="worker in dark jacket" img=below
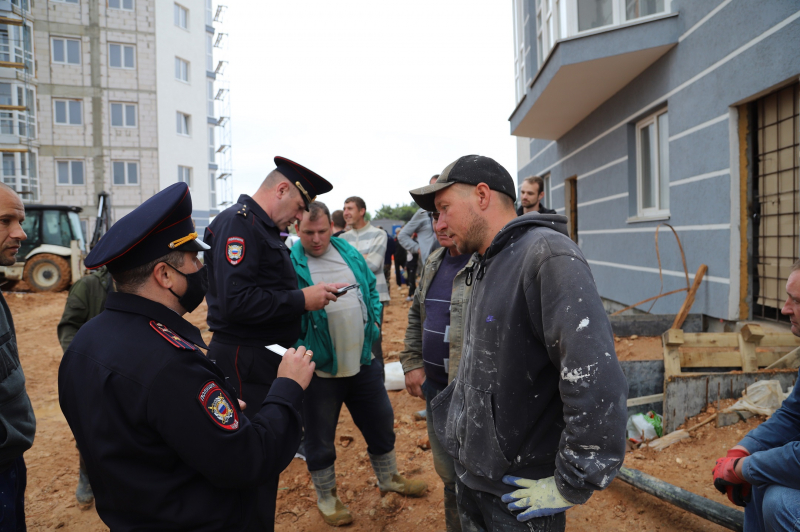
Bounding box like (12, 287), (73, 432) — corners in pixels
(204, 156), (343, 529)
(0, 184), (36, 531)
(59, 183), (315, 532)
(57, 265), (114, 507)
(410, 156), (627, 531)
(394, 232), (407, 287)
(516, 175), (556, 215)
(384, 229), (395, 285)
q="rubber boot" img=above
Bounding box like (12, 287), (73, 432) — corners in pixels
(369, 450), (427, 497)
(310, 465), (353, 527)
(443, 488), (462, 532)
(76, 454), (94, 508)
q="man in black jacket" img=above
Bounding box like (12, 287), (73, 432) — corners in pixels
(516, 175), (556, 215)
(410, 156), (627, 531)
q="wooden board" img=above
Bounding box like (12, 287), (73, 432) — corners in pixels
(662, 370), (798, 433)
(681, 333), (738, 347)
(679, 351), (785, 368)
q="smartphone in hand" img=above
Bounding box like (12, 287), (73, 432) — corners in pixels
(335, 283), (359, 296)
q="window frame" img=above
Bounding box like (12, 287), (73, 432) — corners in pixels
(0, 22), (35, 73)
(209, 170), (216, 207)
(634, 108), (669, 219)
(52, 0), (79, 4)
(112, 160), (139, 186)
(56, 160), (85, 186)
(108, 43), (136, 69)
(108, 0), (135, 11)
(0, 82), (36, 138)
(177, 165), (192, 187)
(51, 36), (81, 65)
(110, 102), (137, 128)
(53, 98), (83, 126)
(512, 0), (526, 104)
(208, 124), (215, 162)
(205, 33), (213, 72)
(175, 57), (190, 83)
(1, 150), (38, 201)
(176, 112), (191, 136)
(174, 3), (189, 30)
(206, 79), (215, 117)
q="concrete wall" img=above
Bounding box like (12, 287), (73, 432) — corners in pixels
(515, 0), (800, 320)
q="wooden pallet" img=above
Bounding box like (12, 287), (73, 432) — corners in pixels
(662, 324), (800, 378)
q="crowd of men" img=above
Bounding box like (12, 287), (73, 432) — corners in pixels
(0, 153), (796, 531)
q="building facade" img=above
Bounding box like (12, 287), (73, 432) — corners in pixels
(0, 0), (232, 240)
(510, 0), (800, 323)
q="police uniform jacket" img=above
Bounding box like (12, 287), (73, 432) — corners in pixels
(58, 292), (303, 531)
(205, 195), (305, 347)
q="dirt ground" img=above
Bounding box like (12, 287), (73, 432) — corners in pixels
(9, 278), (756, 531)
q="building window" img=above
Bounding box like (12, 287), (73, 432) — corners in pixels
(0, 22), (34, 73)
(178, 165), (192, 187)
(207, 80), (215, 117)
(175, 57), (189, 82)
(109, 43), (135, 69)
(108, 0), (134, 10)
(51, 37), (81, 65)
(52, 0), (79, 3)
(112, 161), (138, 185)
(206, 0), (213, 26)
(0, 83), (35, 138)
(57, 160), (85, 185)
(208, 125), (215, 162)
(2, 151), (37, 201)
(54, 99), (83, 126)
(209, 171), (216, 206)
(512, 0), (525, 103)
(10, 0), (30, 13)
(176, 112), (190, 136)
(174, 3), (189, 29)
(535, 0), (566, 68)
(110, 103), (137, 128)
(206, 33), (213, 72)
(625, 0), (665, 21)
(635, 109), (669, 217)
(576, 0), (613, 32)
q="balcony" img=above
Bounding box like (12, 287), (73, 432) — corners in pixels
(510, 12), (679, 140)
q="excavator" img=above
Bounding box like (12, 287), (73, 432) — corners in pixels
(0, 192), (109, 292)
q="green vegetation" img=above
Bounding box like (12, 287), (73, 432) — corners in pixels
(372, 202), (418, 222)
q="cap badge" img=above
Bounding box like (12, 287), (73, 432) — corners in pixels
(226, 237), (245, 265)
(198, 381), (240, 431)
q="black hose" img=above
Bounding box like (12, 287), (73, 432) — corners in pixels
(617, 466), (744, 531)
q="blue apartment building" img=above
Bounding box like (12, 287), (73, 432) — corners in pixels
(510, 0), (800, 323)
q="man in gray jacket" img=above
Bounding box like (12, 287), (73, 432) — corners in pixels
(410, 156), (627, 531)
(0, 184), (36, 530)
(399, 175), (440, 269)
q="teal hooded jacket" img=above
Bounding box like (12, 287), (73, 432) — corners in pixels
(290, 237), (382, 376)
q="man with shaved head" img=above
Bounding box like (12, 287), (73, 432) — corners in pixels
(0, 184), (35, 531)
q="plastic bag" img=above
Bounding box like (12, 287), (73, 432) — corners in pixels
(384, 361), (405, 391)
(723, 380), (791, 417)
(626, 411), (663, 443)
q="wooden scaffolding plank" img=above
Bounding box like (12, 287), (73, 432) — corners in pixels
(682, 333), (739, 347)
(679, 351), (784, 368)
(662, 329), (684, 378)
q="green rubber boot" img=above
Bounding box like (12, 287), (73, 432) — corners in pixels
(310, 465), (353, 527)
(369, 450), (427, 497)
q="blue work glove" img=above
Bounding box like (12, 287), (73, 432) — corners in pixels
(501, 475), (574, 521)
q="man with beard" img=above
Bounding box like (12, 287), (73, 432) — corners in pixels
(204, 157), (345, 530)
(516, 175), (556, 216)
(409, 156), (627, 531)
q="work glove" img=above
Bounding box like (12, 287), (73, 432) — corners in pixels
(712, 448), (751, 507)
(501, 475), (574, 521)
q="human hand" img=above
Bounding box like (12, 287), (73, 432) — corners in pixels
(302, 283), (341, 311)
(501, 476), (574, 521)
(405, 368), (425, 398)
(712, 448), (750, 506)
(238, 399), (246, 411)
(276, 346), (316, 390)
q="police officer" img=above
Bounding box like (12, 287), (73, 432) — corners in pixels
(204, 157), (343, 529)
(59, 182), (315, 531)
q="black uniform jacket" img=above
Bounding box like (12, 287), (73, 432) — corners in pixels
(204, 195), (305, 347)
(58, 292), (303, 531)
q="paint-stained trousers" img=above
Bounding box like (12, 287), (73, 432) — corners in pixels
(455, 479), (566, 532)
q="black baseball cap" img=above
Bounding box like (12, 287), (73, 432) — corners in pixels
(274, 156), (333, 210)
(409, 155), (516, 212)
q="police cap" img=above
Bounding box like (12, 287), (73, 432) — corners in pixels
(274, 156), (333, 210)
(85, 182), (210, 273)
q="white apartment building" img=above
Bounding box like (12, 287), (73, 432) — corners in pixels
(0, 0), (231, 239)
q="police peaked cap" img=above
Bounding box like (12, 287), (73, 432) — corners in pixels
(274, 156), (333, 210)
(84, 182), (210, 273)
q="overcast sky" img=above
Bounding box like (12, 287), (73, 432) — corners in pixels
(224, 1), (516, 217)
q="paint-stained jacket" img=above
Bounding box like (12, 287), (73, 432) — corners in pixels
(431, 213), (628, 504)
(399, 246), (477, 383)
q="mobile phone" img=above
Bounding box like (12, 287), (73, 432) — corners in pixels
(335, 283), (359, 296)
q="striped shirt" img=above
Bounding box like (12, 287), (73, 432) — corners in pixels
(341, 223), (390, 302)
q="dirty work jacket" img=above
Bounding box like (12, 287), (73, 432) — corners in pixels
(290, 237), (382, 376)
(57, 266), (114, 353)
(399, 246), (476, 384)
(738, 368), (800, 489)
(431, 213), (628, 505)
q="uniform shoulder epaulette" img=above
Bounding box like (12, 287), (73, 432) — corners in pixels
(149, 321), (197, 351)
(235, 203), (248, 218)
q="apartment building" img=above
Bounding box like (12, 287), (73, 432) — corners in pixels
(0, 0), (232, 240)
(510, 0), (800, 324)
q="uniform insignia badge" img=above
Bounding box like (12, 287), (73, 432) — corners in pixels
(198, 381), (240, 431)
(149, 321), (197, 351)
(226, 237), (245, 265)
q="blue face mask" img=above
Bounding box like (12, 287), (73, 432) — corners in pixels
(166, 262), (209, 313)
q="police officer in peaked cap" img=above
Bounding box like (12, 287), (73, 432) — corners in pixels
(204, 157), (346, 530)
(58, 182), (316, 531)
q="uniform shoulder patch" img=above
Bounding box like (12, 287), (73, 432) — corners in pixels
(149, 321), (197, 351)
(226, 236), (245, 265)
(198, 381), (240, 431)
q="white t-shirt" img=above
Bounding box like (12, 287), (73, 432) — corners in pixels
(306, 245), (368, 378)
